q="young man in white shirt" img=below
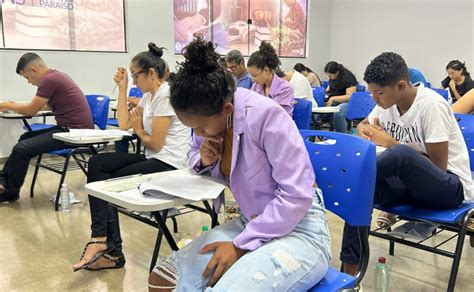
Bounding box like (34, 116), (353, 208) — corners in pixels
(341, 52), (473, 276)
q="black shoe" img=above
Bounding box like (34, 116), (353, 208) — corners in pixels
(0, 189), (19, 203)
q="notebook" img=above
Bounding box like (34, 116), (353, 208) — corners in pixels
(138, 169), (226, 201)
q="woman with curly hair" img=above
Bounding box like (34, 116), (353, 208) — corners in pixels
(148, 34), (330, 291)
(247, 41), (295, 115)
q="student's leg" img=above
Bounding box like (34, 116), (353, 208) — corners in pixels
(0, 126), (68, 201)
(332, 103), (349, 133)
(114, 139), (130, 153)
(341, 144), (465, 273)
(149, 193), (331, 291)
(77, 155), (176, 270)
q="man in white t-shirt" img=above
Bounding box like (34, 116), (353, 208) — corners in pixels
(340, 52), (473, 276)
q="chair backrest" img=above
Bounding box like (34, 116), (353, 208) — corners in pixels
(454, 113), (474, 171)
(426, 82), (431, 88)
(292, 98), (312, 130)
(356, 84), (366, 92)
(430, 88), (449, 101)
(85, 95), (110, 130)
(321, 80), (329, 89)
(312, 86), (326, 107)
(300, 130), (376, 226)
(128, 87), (143, 98)
(346, 92), (376, 121)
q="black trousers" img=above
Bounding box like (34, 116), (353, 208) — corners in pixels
(340, 144), (465, 264)
(87, 153), (176, 256)
(0, 125), (69, 195)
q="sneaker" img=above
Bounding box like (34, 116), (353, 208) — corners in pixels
(0, 189), (19, 203)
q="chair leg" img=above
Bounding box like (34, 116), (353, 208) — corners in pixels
(30, 154), (43, 198)
(172, 217), (178, 233)
(55, 153), (72, 211)
(447, 211), (473, 292)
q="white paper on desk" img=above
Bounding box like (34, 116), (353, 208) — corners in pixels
(138, 169), (225, 201)
(69, 129), (132, 138)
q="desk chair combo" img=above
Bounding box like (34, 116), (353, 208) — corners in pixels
(300, 130), (376, 291)
(30, 94), (110, 211)
(346, 92), (376, 132)
(369, 113), (474, 292)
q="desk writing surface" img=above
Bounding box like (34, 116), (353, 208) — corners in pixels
(85, 169), (207, 212)
(52, 132), (124, 144)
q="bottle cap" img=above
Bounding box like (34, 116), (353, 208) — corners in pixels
(202, 225), (209, 232)
(378, 256), (386, 264)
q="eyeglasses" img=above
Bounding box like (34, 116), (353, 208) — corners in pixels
(131, 70), (147, 80)
(227, 64), (239, 71)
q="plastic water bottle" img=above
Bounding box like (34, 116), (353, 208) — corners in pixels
(60, 183), (70, 212)
(374, 256), (389, 292)
(202, 225), (209, 233)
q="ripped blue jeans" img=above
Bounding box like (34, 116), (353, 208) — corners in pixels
(157, 189), (331, 291)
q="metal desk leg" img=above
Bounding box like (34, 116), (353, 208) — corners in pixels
(149, 209), (179, 272)
(135, 137), (142, 154)
(22, 118), (32, 131)
(203, 200), (219, 228)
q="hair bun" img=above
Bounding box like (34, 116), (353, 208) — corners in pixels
(148, 42), (164, 58)
(182, 34), (219, 74)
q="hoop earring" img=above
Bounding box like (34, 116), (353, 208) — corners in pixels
(226, 113), (232, 129)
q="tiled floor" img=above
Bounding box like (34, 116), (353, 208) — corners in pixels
(0, 160), (473, 291)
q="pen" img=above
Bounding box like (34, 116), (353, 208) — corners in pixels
(112, 84), (118, 94)
(106, 173), (142, 182)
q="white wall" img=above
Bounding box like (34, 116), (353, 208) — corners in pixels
(329, 0), (473, 85)
(0, 0), (331, 158)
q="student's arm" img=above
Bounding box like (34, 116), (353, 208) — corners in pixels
(0, 96), (49, 116)
(132, 113), (172, 152)
(326, 86), (356, 106)
(449, 80), (462, 101)
(272, 83), (294, 115)
(113, 67), (132, 130)
(424, 142), (448, 171)
(452, 89), (474, 114)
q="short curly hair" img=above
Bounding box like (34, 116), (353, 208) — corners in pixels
(247, 41), (280, 70)
(364, 52), (409, 87)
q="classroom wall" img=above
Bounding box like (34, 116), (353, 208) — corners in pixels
(329, 0), (473, 86)
(0, 0), (331, 158)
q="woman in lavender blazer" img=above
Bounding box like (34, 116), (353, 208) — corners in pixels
(148, 35), (331, 292)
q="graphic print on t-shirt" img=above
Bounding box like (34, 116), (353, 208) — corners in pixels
(382, 121), (422, 144)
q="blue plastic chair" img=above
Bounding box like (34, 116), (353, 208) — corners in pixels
(346, 92), (376, 121)
(30, 95), (110, 210)
(356, 84), (366, 92)
(300, 130), (376, 291)
(430, 88), (449, 101)
(293, 98), (312, 130)
(321, 80), (329, 89)
(128, 87), (143, 98)
(370, 113), (474, 292)
(312, 87), (326, 107)
(426, 82), (431, 88)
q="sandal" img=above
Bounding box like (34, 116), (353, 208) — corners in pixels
(84, 254), (126, 271)
(376, 212), (397, 230)
(73, 240), (108, 272)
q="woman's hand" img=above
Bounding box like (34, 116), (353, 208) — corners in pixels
(200, 241), (247, 287)
(129, 107), (144, 133)
(200, 135), (223, 167)
(449, 79), (456, 90)
(113, 67), (128, 91)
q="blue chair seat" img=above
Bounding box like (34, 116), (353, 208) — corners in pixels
(375, 203), (474, 224)
(107, 118), (119, 127)
(25, 123), (55, 132)
(308, 267), (356, 291)
(48, 149), (74, 156)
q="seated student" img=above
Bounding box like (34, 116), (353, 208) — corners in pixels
(452, 88), (474, 114)
(0, 53), (93, 203)
(247, 42), (294, 115)
(115, 61), (171, 153)
(72, 43), (190, 271)
(341, 52), (473, 276)
(276, 68), (317, 107)
(408, 67), (427, 86)
(224, 50), (253, 89)
(324, 61), (357, 133)
(148, 35), (331, 291)
(441, 60), (474, 102)
(294, 63), (322, 87)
